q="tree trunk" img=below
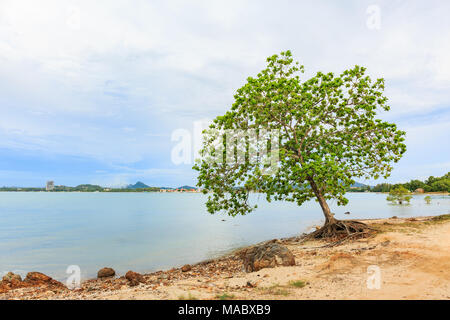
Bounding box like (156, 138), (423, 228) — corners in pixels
(307, 177), (369, 239)
(308, 177), (336, 225)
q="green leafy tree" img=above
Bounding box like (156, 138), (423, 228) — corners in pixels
(386, 186), (412, 205)
(371, 183), (392, 192)
(404, 179), (425, 192)
(424, 196), (431, 204)
(194, 51), (406, 238)
(430, 179), (450, 192)
(425, 176), (437, 186)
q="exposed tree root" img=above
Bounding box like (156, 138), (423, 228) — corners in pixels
(309, 220), (375, 242)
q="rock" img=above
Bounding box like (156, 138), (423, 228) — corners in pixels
(25, 272), (52, 283)
(344, 211), (351, 215)
(24, 272), (65, 288)
(0, 272), (23, 292)
(2, 272), (22, 283)
(125, 271), (145, 286)
(415, 188), (425, 193)
(240, 242), (295, 272)
(1, 271), (64, 293)
(181, 264), (192, 272)
(97, 267), (115, 279)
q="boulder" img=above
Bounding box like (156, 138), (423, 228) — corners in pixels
(25, 272), (52, 283)
(240, 242), (295, 272)
(125, 270), (145, 286)
(1, 272), (23, 291)
(181, 264), (192, 272)
(1, 271), (63, 292)
(415, 188), (425, 193)
(2, 272), (22, 283)
(24, 272), (65, 288)
(97, 267), (115, 278)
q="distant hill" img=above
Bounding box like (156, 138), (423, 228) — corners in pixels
(177, 185), (197, 190)
(127, 181), (150, 189)
(125, 182), (196, 190)
(350, 182), (370, 188)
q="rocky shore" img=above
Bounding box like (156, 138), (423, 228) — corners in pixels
(1, 214), (449, 300)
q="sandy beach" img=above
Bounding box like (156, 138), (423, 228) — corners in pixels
(1, 214), (449, 300)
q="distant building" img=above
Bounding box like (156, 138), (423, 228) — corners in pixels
(46, 181), (54, 191)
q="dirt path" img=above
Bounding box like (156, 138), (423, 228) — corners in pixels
(2, 216), (450, 300)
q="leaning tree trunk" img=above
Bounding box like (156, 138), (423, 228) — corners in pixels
(308, 178), (369, 239)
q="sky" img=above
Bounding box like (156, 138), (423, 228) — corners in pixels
(0, 0), (449, 188)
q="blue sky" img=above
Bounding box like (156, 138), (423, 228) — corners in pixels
(0, 0), (449, 187)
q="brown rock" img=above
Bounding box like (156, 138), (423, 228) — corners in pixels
(0, 272), (65, 292)
(240, 242), (295, 272)
(24, 272), (65, 288)
(0, 272), (24, 292)
(125, 271), (145, 286)
(97, 267), (115, 278)
(181, 264), (192, 272)
(25, 272), (52, 283)
(2, 272), (22, 283)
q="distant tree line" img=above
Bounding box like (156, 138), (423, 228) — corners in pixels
(350, 172), (450, 193)
(0, 184), (161, 192)
(0, 187), (45, 192)
(1, 173), (448, 193)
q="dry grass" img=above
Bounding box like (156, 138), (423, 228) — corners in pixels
(178, 292), (198, 300)
(289, 280), (308, 288)
(374, 214), (450, 235)
(216, 293), (235, 300)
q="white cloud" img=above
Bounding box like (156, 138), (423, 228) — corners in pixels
(0, 0), (449, 183)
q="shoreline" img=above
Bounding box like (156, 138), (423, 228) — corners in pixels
(1, 214), (450, 300)
(0, 191), (448, 195)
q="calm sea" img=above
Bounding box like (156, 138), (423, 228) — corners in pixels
(0, 192), (448, 281)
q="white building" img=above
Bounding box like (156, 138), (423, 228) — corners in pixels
(46, 181), (54, 191)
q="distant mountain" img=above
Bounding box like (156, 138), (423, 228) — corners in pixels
(350, 182), (370, 188)
(125, 182), (196, 190)
(127, 181), (150, 189)
(177, 185), (197, 190)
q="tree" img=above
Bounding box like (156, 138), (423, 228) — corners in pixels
(194, 51), (406, 238)
(424, 196), (431, 204)
(404, 179), (425, 192)
(386, 186), (412, 205)
(425, 176), (437, 186)
(371, 183), (392, 192)
(430, 179), (450, 192)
